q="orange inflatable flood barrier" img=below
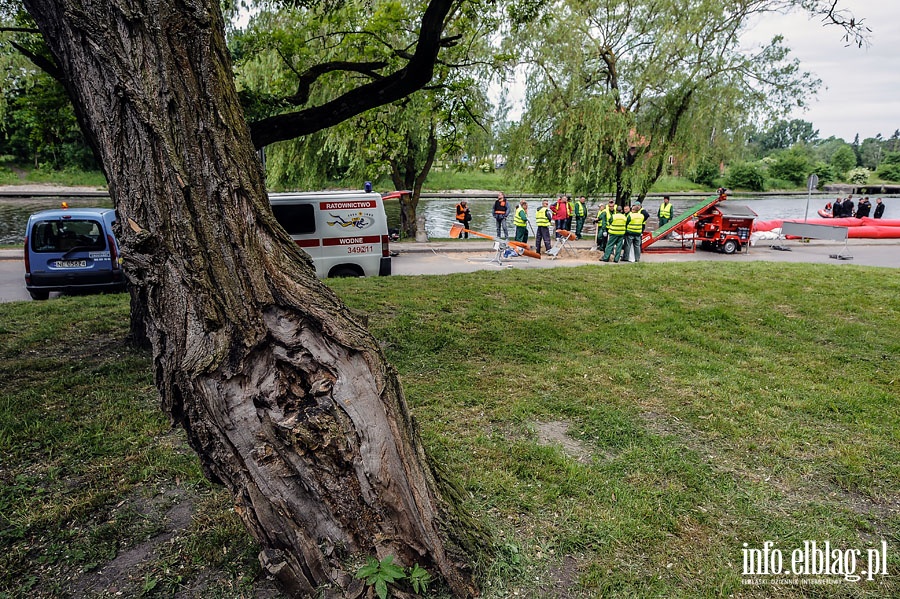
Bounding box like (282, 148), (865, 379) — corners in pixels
(508, 240), (542, 259)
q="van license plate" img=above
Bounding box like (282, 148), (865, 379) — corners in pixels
(55, 260), (87, 268)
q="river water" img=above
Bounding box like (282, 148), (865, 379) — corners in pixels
(406, 194), (898, 239)
(2, 194), (896, 245)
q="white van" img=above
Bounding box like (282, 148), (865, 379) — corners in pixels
(269, 189), (395, 278)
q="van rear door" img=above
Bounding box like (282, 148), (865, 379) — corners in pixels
(270, 201), (324, 276)
(27, 216), (111, 281)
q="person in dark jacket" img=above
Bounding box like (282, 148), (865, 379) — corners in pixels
(841, 196), (855, 218)
(873, 198), (885, 219)
(492, 192), (510, 239)
(455, 200), (472, 238)
(855, 197), (871, 218)
(831, 198), (843, 218)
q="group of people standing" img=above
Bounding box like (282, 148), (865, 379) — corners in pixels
(593, 198), (672, 263)
(827, 196), (885, 219)
(459, 193), (675, 261)
(466, 194), (589, 255)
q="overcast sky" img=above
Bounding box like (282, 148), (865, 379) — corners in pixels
(743, 0), (900, 141)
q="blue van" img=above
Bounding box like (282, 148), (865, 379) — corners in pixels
(24, 206), (125, 300)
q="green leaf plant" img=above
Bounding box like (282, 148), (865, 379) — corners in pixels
(355, 555), (431, 599)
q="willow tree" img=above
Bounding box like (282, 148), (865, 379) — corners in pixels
(507, 0), (867, 206)
(233, 0), (499, 238)
(21, 0), (487, 596)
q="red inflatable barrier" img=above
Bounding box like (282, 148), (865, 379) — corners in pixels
(848, 226), (900, 239)
(753, 217), (900, 238)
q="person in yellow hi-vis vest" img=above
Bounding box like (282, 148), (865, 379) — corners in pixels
(574, 196), (588, 239)
(595, 200), (615, 250)
(657, 196), (673, 228)
(514, 201), (529, 243)
(622, 204), (645, 262)
(601, 206), (628, 262)
(535, 199), (553, 255)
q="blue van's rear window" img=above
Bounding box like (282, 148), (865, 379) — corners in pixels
(272, 204), (316, 235)
(30, 219), (106, 252)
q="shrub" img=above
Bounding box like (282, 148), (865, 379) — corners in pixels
(811, 162), (836, 186)
(768, 148), (813, 185)
(847, 167), (870, 185)
(875, 151), (900, 182)
(724, 162), (766, 191)
(689, 160), (719, 187)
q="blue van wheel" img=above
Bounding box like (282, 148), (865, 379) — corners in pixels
(29, 290), (50, 301)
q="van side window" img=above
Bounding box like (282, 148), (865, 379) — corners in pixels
(272, 204), (316, 235)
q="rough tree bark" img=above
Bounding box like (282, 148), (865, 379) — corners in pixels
(22, 0), (484, 596)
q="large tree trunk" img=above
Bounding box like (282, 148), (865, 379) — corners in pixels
(23, 0), (484, 596)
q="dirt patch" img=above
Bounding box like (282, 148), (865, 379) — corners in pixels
(537, 554), (583, 598)
(534, 421), (593, 463)
(70, 489), (195, 597)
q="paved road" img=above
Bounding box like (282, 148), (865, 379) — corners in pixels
(2, 239), (898, 303)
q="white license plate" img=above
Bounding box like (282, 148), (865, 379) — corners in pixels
(55, 260), (87, 268)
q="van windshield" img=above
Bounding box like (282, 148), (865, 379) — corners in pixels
(30, 219), (106, 253)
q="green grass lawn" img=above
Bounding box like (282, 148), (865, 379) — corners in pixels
(1, 262), (898, 598)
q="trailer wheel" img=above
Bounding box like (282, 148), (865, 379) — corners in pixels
(722, 239), (739, 254)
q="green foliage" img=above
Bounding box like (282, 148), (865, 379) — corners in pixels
(232, 0), (501, 197)
(875, 151), (900, 182)
(858, 136), (884, 169)
(847, 167), (870, 185)
(688, 160), (720, 188)
(829, 144), (857, 176)
(810, 161), (836, 185)
(355, 555), (418, 599)
(509, 0), (821, 203)
(767, 146), (813, 185)
(752, 118), (819, 154)
(724, 161), (765, 191)
(0, 70), (97, 170)
(407, 563), (432, 594)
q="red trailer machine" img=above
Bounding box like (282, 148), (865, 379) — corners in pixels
(694, 203), (757, 254)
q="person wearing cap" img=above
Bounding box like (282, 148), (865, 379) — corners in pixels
(601, 204), (628, 262)
(573, 196), (588, 239)
(595, 200), (616, 250)
(514, 201), (530, 243)
(622, 204), (645, 262)
(535, 199), (554, 255)
(657, 196), (673, 228)
(455, 199), (472, 238)
(492, 192), (510, 239)
(635, 201), (650, 233)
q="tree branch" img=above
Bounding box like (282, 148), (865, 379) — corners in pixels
(249, 0), (457, 148)
(9, 39), (64, 81)
(286, 60), (389, 106)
